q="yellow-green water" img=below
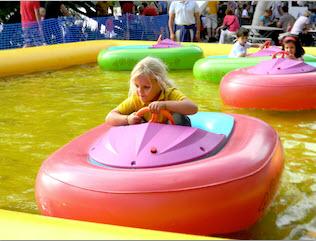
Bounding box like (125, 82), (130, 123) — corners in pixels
(0, 65), (315, 239)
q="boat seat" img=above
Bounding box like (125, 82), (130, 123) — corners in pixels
(189, 112), (234, 137)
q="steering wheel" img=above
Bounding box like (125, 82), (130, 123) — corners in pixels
(263, 40), (271, 49)
(272, 51), (289, 59)
(136, 107), (175, 125)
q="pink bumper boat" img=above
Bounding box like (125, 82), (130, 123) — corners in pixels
(220, 51), (316, 110)
(36, 109), (284, 235)
(248, 43), (281, 57)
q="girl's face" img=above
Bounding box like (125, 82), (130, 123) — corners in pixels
(134, 75), (161, 103)
(284, 42), (296, 58)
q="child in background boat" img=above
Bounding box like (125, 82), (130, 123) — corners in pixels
(106, 57), (198, 126)
(281, 35), (305, 61)
(229, 27), (263, 58)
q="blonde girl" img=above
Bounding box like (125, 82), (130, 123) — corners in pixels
(106, 57), (198, 126)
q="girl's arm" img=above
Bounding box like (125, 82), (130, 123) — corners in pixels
(105, 109), (142, 126)
(149, 99), (198, 115)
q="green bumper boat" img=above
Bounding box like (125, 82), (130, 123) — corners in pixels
(193, 51), (316, 84)
(98, 44), (204, 71)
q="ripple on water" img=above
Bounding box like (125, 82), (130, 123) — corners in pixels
(291, 133), (309, 139)
(276, 193), (316, 228)
(305, 142), (316, 153)
(286, 171), (309, 184)
(298, 122), (316, 131)
(285, 216), (316, 240)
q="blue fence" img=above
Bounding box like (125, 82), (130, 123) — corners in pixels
(0, 14), (169, 50)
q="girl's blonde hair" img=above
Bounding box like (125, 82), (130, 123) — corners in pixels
(128, 57), (176, 96)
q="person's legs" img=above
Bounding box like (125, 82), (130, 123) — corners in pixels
(22, 27), (32, 48)
(205, 15), (212, 40)
(175, 29), (181, 41)
(210, 14), (218, 38)
(226, 30), (236, 43)
(175, 24), (195, 42)
(175, 28), (194, 42)
(219, 29), (227, 43)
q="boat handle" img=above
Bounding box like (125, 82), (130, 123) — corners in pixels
(136, 107), (175, 125)
(263, 40), (271, 48)
(272, 51), (289, 59)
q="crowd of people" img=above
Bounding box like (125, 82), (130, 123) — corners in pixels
(185, 1), (316, 46)
(17, 1), (316, 48)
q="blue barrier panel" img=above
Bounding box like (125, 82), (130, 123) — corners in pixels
(0, 14), (169, 50)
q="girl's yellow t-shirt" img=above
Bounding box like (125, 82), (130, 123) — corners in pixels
(117, 87), (186, 122)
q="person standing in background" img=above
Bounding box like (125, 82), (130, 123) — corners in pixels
(270, 1), (282, 21)
(205, 1), (218, 42)
(96, 1), (114, 17)
(20, 0), (43, 47)
(241, 3), (251, 25)
(291, 10), (311, 35)
(119, 1), (135, 15)
(156, 1), (169, 15)
(291, 10), (313, 46)
(168, 0), (201, 42)
(311, 9), (316, 29)
(259, 9), (274, 27)
(43, 1), (70, 45)
(227, 1), (238, 14)
(217, 8), (240, 44)
(277, 6), (295, 32)
(143, 2), (159, 16)
(39, 7), (46, 21)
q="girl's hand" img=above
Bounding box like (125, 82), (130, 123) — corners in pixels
(127, 112), (142, 125)
(148, 101), (167, 113)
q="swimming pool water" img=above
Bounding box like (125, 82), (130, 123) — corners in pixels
(0, 64), (315, 239)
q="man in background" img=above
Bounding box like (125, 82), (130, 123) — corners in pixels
(20, 0), (43, 47)
(168, 0), (201, 42)
(277, 6), (295, 32)
(205, 1), (218, 42)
